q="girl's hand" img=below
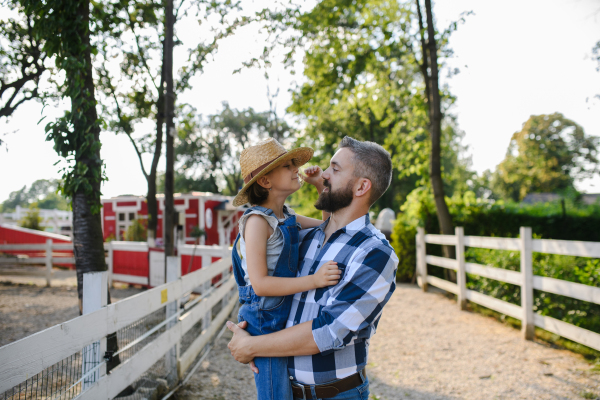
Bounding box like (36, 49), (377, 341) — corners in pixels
(312, 261), (341, 288)
(301, 166), (324, 190)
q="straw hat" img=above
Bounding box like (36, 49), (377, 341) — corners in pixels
(233, 138), (313, 206)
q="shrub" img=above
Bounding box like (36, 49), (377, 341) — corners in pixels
(391, 186), (600, 339)
(19, 204), (43, 231)
(124, 219), (147, 242)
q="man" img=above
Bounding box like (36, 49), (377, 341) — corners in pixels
(227, 136), (398, 400)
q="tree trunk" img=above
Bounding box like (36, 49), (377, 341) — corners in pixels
(423, 0), (455, 259)
(72, 0), (107, 306)
(164, 0), (175, 257)
(147, 62), (166, 241)
(71, 0), (122, 371)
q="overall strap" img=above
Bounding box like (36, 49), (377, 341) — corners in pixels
(231, 233), (247, 287)
(245, 205), (275, 217)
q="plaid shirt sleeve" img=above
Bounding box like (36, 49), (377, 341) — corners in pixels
(311, 243), (398, 353)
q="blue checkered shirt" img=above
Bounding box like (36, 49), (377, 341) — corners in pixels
(286, 214), (398, 385)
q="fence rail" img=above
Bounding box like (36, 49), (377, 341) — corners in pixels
(0, 241), (228, 287)
(416, 227), (600, 352)
(0, 247), (236, 400)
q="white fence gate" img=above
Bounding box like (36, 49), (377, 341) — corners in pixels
(416, 227), (600, 351)
(0, 247), (237, 400)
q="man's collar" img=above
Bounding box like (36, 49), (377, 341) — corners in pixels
(315, 214), (370, 237)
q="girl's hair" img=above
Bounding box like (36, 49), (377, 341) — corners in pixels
(248, 182), (270, 205)
(246, 158), (299, 205)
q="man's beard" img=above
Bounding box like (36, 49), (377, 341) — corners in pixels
(314, 179), (355, 213)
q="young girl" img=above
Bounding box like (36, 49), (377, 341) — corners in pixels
(231, 138), (339, 400)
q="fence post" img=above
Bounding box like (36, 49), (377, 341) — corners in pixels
(45, 239), (52, 287)
(520, 226), (534, 340)
(165, 256), (181, 385)
(221, 245), (230, 309)
(416, 227), (428, 291)
(202, 253), (212, 330)
(81, 271), (108, 390)
(107, 242), (113, 288)
(455, 227), (467, 310)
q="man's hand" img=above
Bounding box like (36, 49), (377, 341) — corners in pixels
(226, 320), (258, 371)
(301, 166), (325, 192)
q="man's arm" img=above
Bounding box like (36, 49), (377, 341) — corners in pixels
(227, 320), (319, 364)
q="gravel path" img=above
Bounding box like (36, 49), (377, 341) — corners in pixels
(177, 284), (600, 400)
(0, 280), (143, 347)
(2, 278), (598, 399)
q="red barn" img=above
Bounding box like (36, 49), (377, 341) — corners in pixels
(100, 192), (244, 246)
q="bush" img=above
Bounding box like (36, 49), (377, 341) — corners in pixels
(124, 219), (147, 242)
(391, 186), (600, 339)
(466, 246), (600, 334)
(19, 204), (43, 231)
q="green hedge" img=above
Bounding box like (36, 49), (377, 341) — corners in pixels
(391, 188), (600, 338)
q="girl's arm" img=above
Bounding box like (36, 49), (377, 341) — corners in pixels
(245, 215), (340, 297)
(295, 214), (330, 229)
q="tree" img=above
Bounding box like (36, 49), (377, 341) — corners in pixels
(95, 0), (246, 245)
(94, 0), (166, 244)
(491, 113), (600, 201)
(0, 3), (51, 120)
(164, 0), (175, 257)
(176, 102), (293, 195)
(1, 179), (69, 212)
(416, 0), (455, 253)
(256, 0), (468, 220)
(157, 170), (217, 194)
(20, 0), (107, 310)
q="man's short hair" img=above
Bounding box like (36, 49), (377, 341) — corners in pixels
(339, 136), (392, 205)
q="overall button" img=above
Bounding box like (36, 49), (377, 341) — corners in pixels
(317, 244), (321, 248)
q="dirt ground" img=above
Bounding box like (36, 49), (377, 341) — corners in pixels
(177, 284), (600, 400)
(2, 278), (599, 399)
(0, 277), (143, 347)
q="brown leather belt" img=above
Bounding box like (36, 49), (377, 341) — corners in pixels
(291, 369), (366, 399)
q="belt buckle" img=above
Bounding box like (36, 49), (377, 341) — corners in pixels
(291, 382), (307, 400)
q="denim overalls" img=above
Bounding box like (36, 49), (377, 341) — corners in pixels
(232, 206), (300, 400)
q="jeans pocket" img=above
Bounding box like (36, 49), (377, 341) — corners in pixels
(357, 377), (369, 398)
(259, 295), (285, 311)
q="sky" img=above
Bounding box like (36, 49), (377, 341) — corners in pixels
(1, 0), (599, 203)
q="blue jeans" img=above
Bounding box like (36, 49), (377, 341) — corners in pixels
(238, 298), (293, 400)
(292, 375), (369, 400)
(232, 207), (300, 400)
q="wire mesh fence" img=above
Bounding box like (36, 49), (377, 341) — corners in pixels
(1, 305), (170, 400)
(2, 275), (234, 400)
(1, 344), (101, 400)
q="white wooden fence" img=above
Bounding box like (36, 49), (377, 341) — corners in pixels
(416, 227), (600, 351)
(0, 241), (227, 288)
(0, 247), (237, 400)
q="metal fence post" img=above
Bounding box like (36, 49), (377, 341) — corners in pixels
(81, 271), (108, 390)
(165, 256), (181, 384)
(45, 239), (52, 287)
(520, 227), (534, 340)
(455, 227), (467, 310)
(416, 227), (428, 291)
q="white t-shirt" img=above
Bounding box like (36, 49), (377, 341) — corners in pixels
(237, 207), (295, 285)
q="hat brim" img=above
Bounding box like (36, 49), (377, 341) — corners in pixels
(233, 147), (314, 206)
